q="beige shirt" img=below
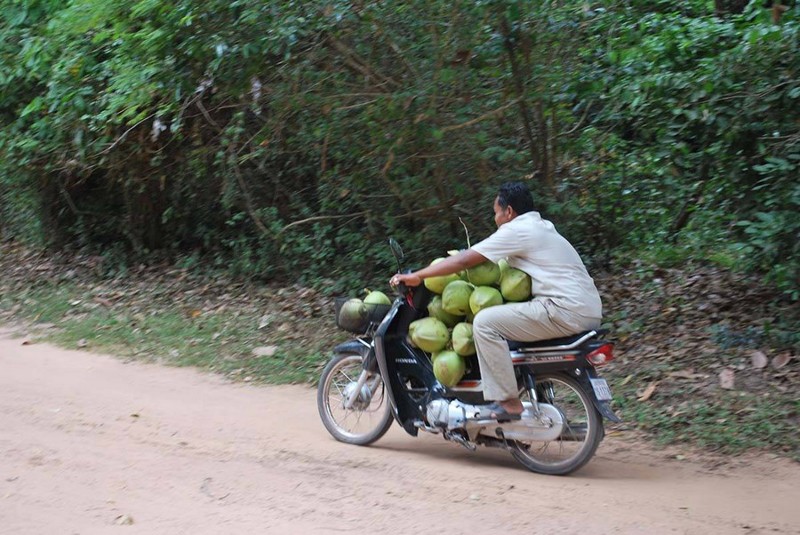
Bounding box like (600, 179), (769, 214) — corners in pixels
(471, 211), (602, 319)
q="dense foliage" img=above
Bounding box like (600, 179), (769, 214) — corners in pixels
(1, 0), (798, 296)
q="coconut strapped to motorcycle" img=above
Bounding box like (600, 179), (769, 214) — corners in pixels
(334, 297), (392, 334)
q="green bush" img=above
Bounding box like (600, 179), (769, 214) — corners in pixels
(0, 0), (797, 297)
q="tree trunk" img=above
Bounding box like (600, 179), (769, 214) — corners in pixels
(668, 159), (711, 242)
(499, 17), (541, 180)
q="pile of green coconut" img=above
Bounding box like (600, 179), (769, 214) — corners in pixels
(409, 256), (532, 387)
(336, 256), (533, 388)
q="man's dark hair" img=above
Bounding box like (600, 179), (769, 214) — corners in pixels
(497, 182), (534, 215)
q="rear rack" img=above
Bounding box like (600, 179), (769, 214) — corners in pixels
(512, 330), (599, 353)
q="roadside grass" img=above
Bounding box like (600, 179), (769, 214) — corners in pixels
(611, 376), (800, 459)
(0, 281), (334, 385)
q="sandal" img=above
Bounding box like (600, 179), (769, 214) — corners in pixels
(477, 401), (523, 422)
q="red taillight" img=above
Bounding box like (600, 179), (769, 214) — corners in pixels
(586, 344), (614, 366)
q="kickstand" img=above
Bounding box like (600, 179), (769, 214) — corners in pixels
(494, 427), (513, 451)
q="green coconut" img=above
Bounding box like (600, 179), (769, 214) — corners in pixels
(432, 350), (466, 387)
(407, 319), (420, 348)
(338, 298), (367, 331)
(469, 286), (504, 315)
(364, 290), (391, 306)
(441, 280), (474, 316)
(427, 296), (462, 327)
(423, 258), (461, 294)
(465, 261), (501, 286)
(500, 267), (532, 302)
(452, 322), (476, 356)
(498, 258), (510, 281)
(409, 317), (450, 353)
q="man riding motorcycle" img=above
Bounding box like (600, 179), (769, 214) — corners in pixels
(390, 181), (602, 421)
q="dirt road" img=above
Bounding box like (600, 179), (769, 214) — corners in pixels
(1, 331), (798, 535)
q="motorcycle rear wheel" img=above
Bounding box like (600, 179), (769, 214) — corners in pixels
(317, 352), (394, 446)
(510, 373), (603, 476)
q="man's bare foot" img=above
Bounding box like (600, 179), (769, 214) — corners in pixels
(499, 398), (524, 415)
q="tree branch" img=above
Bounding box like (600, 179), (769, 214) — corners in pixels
(97, 113), (156, 155)
(231, 153), (270, 236)
(440, 98), (521, 133)
(557, 101), (593, 137)
(278, 211), (369, 234)
(278, 202), (462, 235)
(328, 37), (399, 90)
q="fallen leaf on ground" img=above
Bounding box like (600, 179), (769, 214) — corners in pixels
(719, 369), (735, 390)
(750, 351), (769, 369)
(772, 352), (792, 369)
(667, 369), (704, 380)
(638, 382), (658, 402)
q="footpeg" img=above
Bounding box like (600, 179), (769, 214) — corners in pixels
(445, 431), (477, 452)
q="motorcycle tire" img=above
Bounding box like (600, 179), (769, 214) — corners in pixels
(509, 372), (604, 476)
(317, 352), (394, 446)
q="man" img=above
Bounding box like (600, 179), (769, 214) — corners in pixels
(390, 182), (602, 420)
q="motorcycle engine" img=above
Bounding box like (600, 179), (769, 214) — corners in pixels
(425, 399), (468, 429)
(426, 399), (565, 442)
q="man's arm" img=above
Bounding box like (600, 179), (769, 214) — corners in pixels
(390, 249), (487, 287)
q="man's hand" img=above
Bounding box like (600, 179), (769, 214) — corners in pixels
(390, 273), (422, 287)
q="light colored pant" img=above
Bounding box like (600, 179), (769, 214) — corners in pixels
(472, 298), (601, 401)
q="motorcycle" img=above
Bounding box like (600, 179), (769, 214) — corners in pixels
(317, 239), (620, 475)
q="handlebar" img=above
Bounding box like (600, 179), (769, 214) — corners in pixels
(391, 269), (416, 299)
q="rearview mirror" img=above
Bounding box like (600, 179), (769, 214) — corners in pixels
(388, 238), (404, 271)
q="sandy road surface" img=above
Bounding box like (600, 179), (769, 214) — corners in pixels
(1, 331), (798, 535)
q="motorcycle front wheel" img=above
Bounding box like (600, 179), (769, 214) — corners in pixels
(510, 373), (603, 476)
(317, 352), (394, 446)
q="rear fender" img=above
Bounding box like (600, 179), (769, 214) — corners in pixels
(572, 369), (622, 423)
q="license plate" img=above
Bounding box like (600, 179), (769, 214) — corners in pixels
(590, 378), (613, 401)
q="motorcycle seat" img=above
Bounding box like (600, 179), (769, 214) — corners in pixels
(507, 329), (608, 351)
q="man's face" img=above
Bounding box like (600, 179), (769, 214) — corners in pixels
(493, 197), (515, 228)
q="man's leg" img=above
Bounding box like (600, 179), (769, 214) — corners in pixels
(472, 299), (579, 414)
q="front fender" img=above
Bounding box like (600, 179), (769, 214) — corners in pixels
(334, 339), (371, 357)
(334, 339), (378, 373)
